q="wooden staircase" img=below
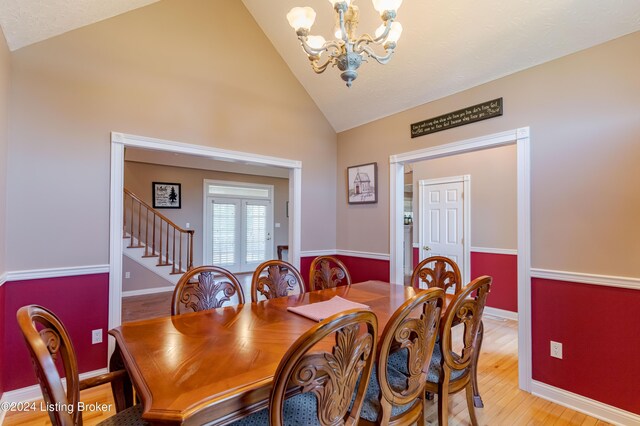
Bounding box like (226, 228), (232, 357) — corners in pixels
(123, 188), (194, 281)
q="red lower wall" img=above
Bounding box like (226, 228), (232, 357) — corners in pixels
(471, 252), (518, 312)
(3, 274), (109, 391)
(0, 282), (5, 395)
(532, 278), (640, 414)
(301, 254), (390, 287)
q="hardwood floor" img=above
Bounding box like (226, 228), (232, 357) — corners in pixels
(4, 313), (612, 425)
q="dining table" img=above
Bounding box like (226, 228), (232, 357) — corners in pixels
(108, 281), (458, 425)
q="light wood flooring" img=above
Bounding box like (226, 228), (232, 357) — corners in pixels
(4, 312), (611, 425)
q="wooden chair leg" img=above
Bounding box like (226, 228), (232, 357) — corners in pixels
(465, 383), (479, 426)
(471, 321), (484, 408)
(437, 371), (450, 426)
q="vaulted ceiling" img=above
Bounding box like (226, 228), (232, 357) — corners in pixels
(2, 0), (639, 132)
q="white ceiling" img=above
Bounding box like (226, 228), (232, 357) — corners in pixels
(1, 0), (639, 132)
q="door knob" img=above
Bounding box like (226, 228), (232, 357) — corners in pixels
(266, 233), (272, 241)
(423, 246), (431, 251)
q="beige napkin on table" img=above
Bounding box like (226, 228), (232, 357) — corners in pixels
(287, 296), (370, 322)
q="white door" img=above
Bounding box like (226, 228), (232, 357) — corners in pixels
(204, 181), (274, 273)
(418, 176), (470, 285)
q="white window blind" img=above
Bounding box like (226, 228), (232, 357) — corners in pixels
(208, 185), (269, 198)
(245, 204), (267, 263)
(211, 202), (236, 265)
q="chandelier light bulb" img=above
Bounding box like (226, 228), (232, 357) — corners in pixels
(371, 0), (403, 14)
(387, 21), (403, 43)
(307, 35), (327, 49)
(286, 7), (316, 31)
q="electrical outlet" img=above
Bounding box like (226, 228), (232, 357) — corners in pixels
(92, 329), (103, 345)
(186, 222), (190, 228)
(125, 271), (130, 279)
(550, 341), (563, 359)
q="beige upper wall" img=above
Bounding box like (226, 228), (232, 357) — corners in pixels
(0, 28), (9, 275)
(337, 31), (640, 276)
(6, 0), (337, 270)
(124, 160), (289, 265)
(411, 145), (517, 250)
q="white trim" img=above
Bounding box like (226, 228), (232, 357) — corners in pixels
(531, 380), (640, 426)
(0, 368), (109, 416)
(412, 243), (419, 249)
(5, 265), (110, 282)
(122, 286), (175, 297)
(110, 132), (303, 362)
(471, 246), (518, 255)
(484, 306), (518, 321)
(0, 272), (6, 287)
(531, 268), (640, 290)
(336, 250), (390, 261)
(389, 127), (532, 393)
(300, 249), (337, 257)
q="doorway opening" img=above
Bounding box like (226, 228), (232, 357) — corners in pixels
(109, 132), (302, 356)
(389, 127), (532, 392)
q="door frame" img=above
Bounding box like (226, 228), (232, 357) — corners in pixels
(389, 127), (531, 392)
(202, 179), (275, 272)
(108, 132), (302, 356)
(417, 175), (471, 285)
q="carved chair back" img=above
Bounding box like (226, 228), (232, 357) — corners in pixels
(251, 260), (306, 303)
(373, 287), (445, 424)
(411, 256), (462, 294)
(309, 255), (352, 291)
(269, 309), (377, 426)
(440, 275), (491, 379)
(172, 265), (245, 315)
(17, 305), (81, 426)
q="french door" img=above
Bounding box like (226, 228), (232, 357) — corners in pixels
(204, 182), (274, 273)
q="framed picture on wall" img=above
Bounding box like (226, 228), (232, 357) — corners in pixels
(347, 162), (377, 204)
(152, 182), (181, 209)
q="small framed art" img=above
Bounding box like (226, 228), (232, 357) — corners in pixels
(347, 162), (377, 204)
(152, 182), (181, 209)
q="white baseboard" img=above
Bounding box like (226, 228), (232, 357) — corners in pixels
(484, 306), (518, 321)
(0, 368), (109, 421)
(6, 265), (110, 282)
(531, 380), (640, 426)
(122, 286), (175, 297)
(531, 268), (640, 291)
(0, 272), (6, 287)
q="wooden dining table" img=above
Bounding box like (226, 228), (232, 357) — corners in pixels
(109, 281), (455, 425)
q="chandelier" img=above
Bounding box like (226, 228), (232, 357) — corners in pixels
(286, 0), (403, 87)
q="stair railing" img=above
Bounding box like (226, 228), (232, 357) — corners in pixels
(123, 188), (194, 275)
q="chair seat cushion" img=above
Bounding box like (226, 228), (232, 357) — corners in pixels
(229, 393), (321, 425)
(388, 345), (466, 384)
(98, 404), (148, 425)
(360, 365), (415, 422)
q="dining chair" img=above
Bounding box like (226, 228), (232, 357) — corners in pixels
(16, 305), (146, 426)
(251, 259), (305, 303)
(171, 265), (245, 315)
(423, 275), (492, 426)
(229, 308), (378, 426)
(411, 256), (462, 294)
(360, 287), (445, 426)
(309, 255), (352, 291)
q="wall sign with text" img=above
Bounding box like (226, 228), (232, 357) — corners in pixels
(410, 98), (503, 138)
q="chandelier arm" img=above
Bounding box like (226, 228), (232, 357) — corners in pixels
(337, 7), (349, 42)
(310, 56), (335, 73)
(360, 44), (395, 65)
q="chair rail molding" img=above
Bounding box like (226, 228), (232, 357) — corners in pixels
(471, 247), (518, 256)
(531, 268), (640, 290)
(389, 127), (532, 393)
(109, 132), (303, 361)
(5, 265), (110, 282)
